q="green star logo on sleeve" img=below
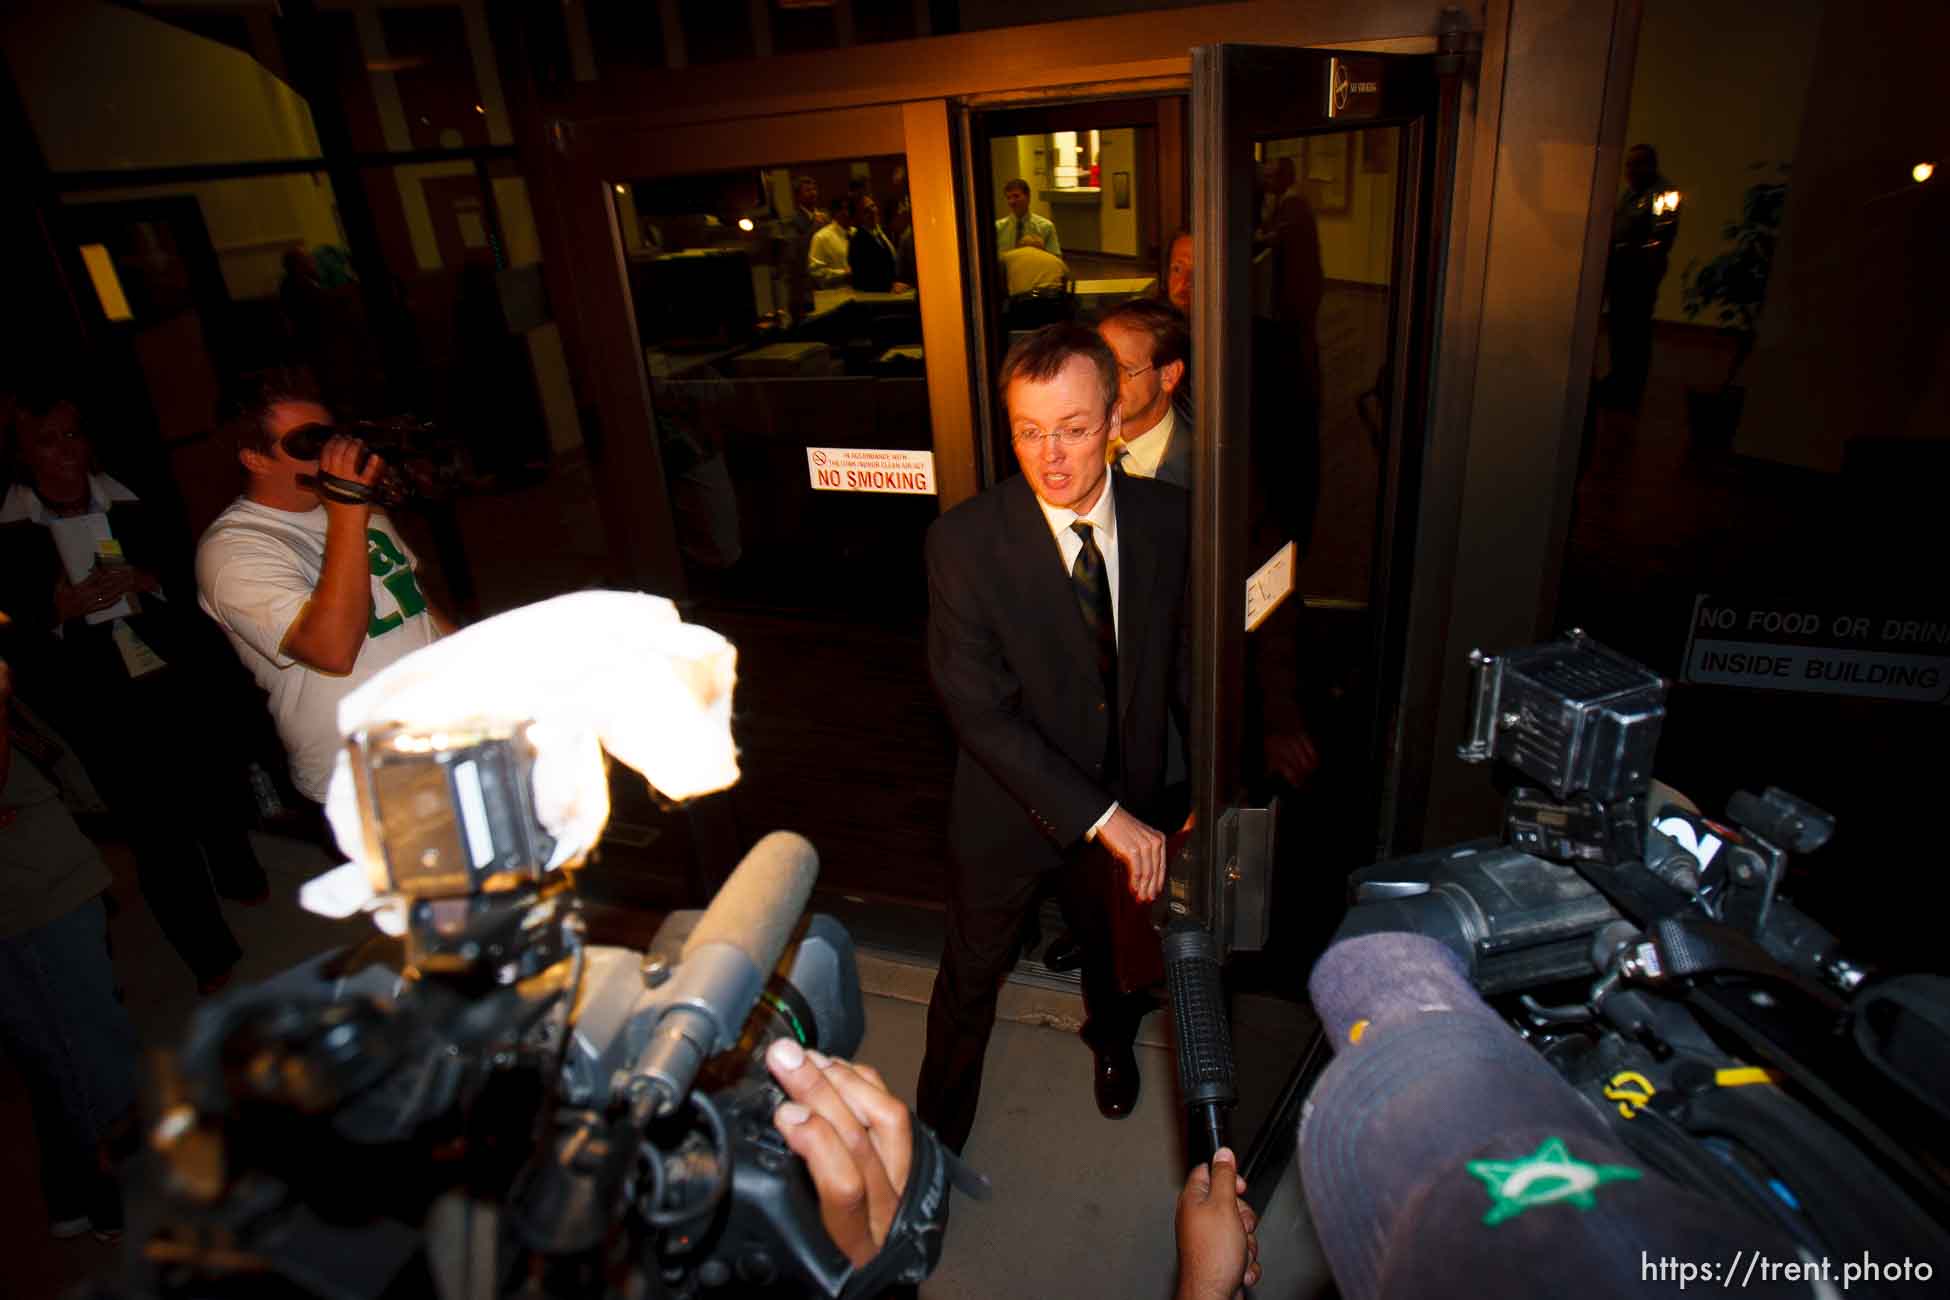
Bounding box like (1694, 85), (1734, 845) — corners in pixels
(1466, 1137), (1641, 1226)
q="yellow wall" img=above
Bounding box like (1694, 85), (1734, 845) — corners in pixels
(991, 135), (1056, 228)
(1317, 130), (1397, 285)
(8, 2), (344, 297)
(69, 175), (345, 301)
(1620, 0), (1825, 321)
(6, 2), (324, 171)
(494, 178), (543, 267)
(1097, 128), (1138, 257)
(992, 130), (1142, 257)
(1263, 129), (1396, 286)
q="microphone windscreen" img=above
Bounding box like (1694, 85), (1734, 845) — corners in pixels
(683, 830), (819, 979)
(1308, 931), (1499, 1052)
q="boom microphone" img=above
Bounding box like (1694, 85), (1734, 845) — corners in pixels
(1164, 918), (1238, 1167)
(629, 831), (819, 1116)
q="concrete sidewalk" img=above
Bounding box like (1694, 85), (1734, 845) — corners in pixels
(5, 829), (1328, 1299)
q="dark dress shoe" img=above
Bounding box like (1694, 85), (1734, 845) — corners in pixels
(1092, 1041), (1140, 1119)
(1041, 933), (1083, 972)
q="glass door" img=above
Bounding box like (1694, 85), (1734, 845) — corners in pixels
(600, 146), (960, 946)
(1177, 45), (1456, 1187)
(964, 95), (1189, 486)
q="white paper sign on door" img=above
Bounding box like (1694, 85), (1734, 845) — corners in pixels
(1245, 541), (1296, 632)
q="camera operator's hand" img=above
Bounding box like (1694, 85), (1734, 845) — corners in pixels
(281, 434), (391, 675)
(317, 434), (385, 516)
(1175, 1148), (1260, 1300)
(765, 1037), (912, 1269)
(1099, 806), (1167, 902)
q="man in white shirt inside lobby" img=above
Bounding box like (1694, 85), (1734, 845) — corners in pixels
(1097, 298), (1191, 490)
(808, 196), (855, 288)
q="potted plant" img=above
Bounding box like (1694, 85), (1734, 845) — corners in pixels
(1680, 162), (1789, 443)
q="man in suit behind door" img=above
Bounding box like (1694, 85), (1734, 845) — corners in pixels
(917, 323), (1191, 1155)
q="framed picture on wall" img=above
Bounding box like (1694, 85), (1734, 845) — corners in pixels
(1113, 171), (1131, 209)
(1362, 128), (1393, 174)
(1301, 133), (1352, 214)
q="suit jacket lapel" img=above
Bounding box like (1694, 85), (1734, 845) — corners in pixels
(999, 477), (1101, 688)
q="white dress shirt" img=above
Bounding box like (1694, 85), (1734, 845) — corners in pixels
(1031, 474), (1123, 838)
(1116, 404), (1177, 481)
(808, 221), (852, 286)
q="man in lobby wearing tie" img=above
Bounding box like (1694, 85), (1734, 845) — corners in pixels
(994, 178), (1062, 259)
(847, 196), (908, 294)
(917, 323), (1190, 1155)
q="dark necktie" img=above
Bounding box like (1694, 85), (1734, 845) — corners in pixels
(1071, 521), (1120, 781)
(1015, 214), (1025, 247)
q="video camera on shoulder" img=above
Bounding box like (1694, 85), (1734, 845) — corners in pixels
(117, 593), (982, 1300)
(282, 414), (462, 507)
(1320, 631), (1950, 1284)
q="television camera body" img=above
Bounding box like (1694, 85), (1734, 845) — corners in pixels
(1321, 632), (1950, 1285)
(116, 603), (978, 1300)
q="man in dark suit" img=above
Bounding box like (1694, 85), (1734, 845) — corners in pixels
(847, 195), (906, 294)
(917, 323), (1191, 1154)
(1099, 298), (1193, 490)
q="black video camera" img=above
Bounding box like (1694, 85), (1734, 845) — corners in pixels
(1324, 632), (1950, 1288)
(115, 721), (979, 1300)
(281, 415), (465, 507)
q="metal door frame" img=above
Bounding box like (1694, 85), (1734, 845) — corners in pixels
(1181, 44), (1451, 944)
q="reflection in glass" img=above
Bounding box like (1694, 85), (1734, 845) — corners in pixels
(1238, 126), (1403, 981)
(17, 3), (323, 172)
(611, 155), (955, 911)
(615, 157), (931, 613)
(988, 127), (1162, 327)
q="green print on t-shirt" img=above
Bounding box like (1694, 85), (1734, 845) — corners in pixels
(366, 528), (427, 637)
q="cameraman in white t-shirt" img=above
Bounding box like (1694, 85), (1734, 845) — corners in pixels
(197, 372), (454, 806)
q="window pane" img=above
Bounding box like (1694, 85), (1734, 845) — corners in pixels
(985, 124), (1165, 476)
(15, 2), (322, 171)
(57, 175), (350, 552)
(1236, 125), (1405, 968)
(379, 7), (491, 151)
(615, 155), (954, 908)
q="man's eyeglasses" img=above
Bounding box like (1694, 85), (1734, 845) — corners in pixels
(1012, 422), (1106, 448)
(1117, 361), (1156, 381)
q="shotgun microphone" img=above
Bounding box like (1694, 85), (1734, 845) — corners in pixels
(628, 831), (819, 1117)
(1164, 917), (1238, 1167)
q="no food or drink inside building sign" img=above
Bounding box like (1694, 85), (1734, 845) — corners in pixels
(1683, 595), (1950, 703)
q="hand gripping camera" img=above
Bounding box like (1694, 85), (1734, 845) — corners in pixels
(281, 415), (466, 507)
(122, 593), (983, 1300)
(1324, 632), (1950, 1289)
